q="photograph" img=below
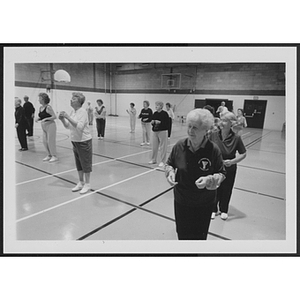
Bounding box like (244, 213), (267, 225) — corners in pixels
(3, 45), (297, 254)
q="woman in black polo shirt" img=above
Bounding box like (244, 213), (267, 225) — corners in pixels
(210, 112), (247, 220)
(165, 109), (226, 240)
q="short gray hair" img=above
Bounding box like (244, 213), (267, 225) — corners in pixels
(72, 92), (85, 106)
(186, 108), (214, 130)
(155, 101), (164, 109)
(221, 111), (237, 123)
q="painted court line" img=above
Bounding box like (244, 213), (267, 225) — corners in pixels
(16, 168), (156, 223)
(16, 158), (116, 186)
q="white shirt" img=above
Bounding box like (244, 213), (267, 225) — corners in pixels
(65, 107), (92, 142)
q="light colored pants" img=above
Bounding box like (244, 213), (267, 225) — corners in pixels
(151, 130), (168, 163)
(130, 116), (136, 132)
(41, 120), (57, 156)
(141, 122), (151, 143)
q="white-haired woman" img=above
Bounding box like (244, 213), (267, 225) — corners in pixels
(59, 92), (93, 194)
(165, 108), (226, 240)
(210, 111), (247, 220)
(149, 101), (170, 168)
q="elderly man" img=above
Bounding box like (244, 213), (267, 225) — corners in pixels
(23, 95), (35, 137)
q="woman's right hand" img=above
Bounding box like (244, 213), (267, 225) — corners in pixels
(195, 176), (210, 189)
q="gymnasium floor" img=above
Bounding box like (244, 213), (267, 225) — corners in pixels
(14, 116), (286, 242)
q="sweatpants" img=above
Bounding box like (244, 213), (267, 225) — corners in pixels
(130, 116), (136, 132)
(151, 130), (168, 163)
(141, 122), (151, 143)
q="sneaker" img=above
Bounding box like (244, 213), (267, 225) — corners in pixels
(80, 184), (91, 194)
(148, 160), (157, 164)
(158, 162), (165, 168)
(100, 136), (104, 140)
(49, 156), (58, 163)
(43, 155), (51, 161)
(211, 212), (216, 219)
(146, 142), (150, 145)
(140, 142), (146, 146)
(221, 212), (228, 220)
(18, 148), (28, 151)
(72, 182), (84, 192)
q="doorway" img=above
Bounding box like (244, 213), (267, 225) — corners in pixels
(194, 99), (233, 117)
(243, 100), (267, 129)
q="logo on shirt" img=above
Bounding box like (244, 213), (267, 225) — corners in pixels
(198, 158), (211, 171)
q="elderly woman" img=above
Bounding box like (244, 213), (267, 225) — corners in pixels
(165, 108), (226, 240)
(138, 100), (152, 146)
(126, 102), (137, 133)
(59, 92), (93, 194)
(210, 111), (247, 220)
(232, 108), (247, 135)
(15, 97), (28, 151)
(165, 102), (175, 139)
(149, 101), (170, 168)
(94, 99), (106, 140)
(36, 93), (58, 162)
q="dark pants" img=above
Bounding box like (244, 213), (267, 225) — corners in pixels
(214, 165), (237, 213)
(174, 201), (214, 240)
(25, 116), (34, 136)
(16, 124), (28, 149)
(96, 118), (106, 137)
(168, 118), (172, 137)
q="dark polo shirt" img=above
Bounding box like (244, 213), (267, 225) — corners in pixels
(166, 137), (226, 207)
(210, 129), (246, 160)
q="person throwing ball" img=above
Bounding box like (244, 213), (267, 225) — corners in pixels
(165, 108), (226, 240)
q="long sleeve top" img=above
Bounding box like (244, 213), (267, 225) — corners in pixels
(139, 108), (153, 123)
(23, 101), (35, 118)
(94, 105), (106, 119)
(63, 107), (92, 142)
(15, 106), (27, 125)
(151, 110), (170, 132)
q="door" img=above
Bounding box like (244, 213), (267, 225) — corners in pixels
(243, 100), (267, 128)
(205, 99), (233, 117)
(194, 99), (206, 109)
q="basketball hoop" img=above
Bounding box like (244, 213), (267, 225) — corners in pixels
(54, 69), (71, 83)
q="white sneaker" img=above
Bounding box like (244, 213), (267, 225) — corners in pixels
(148, 160), (157, 164)
(211, 212), (216, 219)
(49, 156), (58, 163)
(146, 142), (150, 145)
(158, 162), (165, 168)
(221, 212), (228, 220)
(80, 184), (91, 194)
(72, 182), (84, 192)
(140, 142), (146, 146)
(43, 155), (51, 161)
